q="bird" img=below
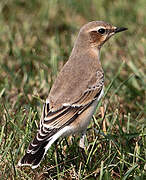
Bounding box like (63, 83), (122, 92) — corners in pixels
(18, 21), (127, 169)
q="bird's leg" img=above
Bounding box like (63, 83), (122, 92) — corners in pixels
(79, 131), (86, 149)
(100, 103), (107, 135)
(79, 131), (88, 163)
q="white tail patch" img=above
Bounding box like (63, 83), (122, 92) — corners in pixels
(31, 126), (71, 169)
(44, 126), (71, 154)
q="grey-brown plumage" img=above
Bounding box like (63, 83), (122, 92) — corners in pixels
(18, 21), (127, 169)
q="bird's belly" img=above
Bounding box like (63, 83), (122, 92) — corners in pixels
(63, 89), (104, 136)
(66, 99), (99, 135)
(77, 99), (98, 132)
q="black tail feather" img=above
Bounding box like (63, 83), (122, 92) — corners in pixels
(19, 141), (48, 168)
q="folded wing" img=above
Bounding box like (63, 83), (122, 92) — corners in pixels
(18, 70), (104, 168)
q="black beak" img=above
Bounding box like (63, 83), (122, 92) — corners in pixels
(115, 27), (128, 33)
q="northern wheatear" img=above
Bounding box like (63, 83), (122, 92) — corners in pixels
(18, 21), (127, 169)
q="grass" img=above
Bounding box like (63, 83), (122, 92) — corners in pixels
(0, 0), (145, 179)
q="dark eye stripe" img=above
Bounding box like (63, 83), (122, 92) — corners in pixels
(106, 29), (115, 33)
(92, 28), (115, 35)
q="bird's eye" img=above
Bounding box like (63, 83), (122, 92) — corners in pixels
(98, 28), (106, 34)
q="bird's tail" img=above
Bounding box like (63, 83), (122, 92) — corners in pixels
(18, 126), (69, 169)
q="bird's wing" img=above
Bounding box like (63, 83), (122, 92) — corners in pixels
(21, 70), (104, 167)
(70, 70), (104, 107)
(40, 70), (104, 130)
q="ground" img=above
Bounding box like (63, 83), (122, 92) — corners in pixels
(0, 0), (145, 179)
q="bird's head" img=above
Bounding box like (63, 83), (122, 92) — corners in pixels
(79, 21), (128, 49)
